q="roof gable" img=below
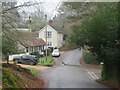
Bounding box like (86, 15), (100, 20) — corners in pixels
(39, 25), (57, 33)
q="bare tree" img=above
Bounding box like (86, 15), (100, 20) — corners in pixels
(1, 1), (44, 62)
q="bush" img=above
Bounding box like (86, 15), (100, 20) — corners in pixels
(101, 64), (107, 80)
(83, 49), (99, 64)
(43, 49), (51, 56)
(60, 42), (77, 51)
(30, 52), (40, 58)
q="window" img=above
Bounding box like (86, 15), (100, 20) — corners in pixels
(39, 46), (41, 50)
(26, 47), (28, 52)
(47, 42), (52, 47)
(44, 31), (52, 38)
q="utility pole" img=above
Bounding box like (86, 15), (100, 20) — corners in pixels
(29, 15), (31, 32)
(45, 15), (47, 61)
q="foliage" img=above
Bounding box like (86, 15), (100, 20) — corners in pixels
(63, 2), (97, 19)
(29, 18), (46, 32)
(38, 56), (54, 66)
(69, 3), (118, 60)
(2, 2), (20, 60)
(60, 42), (77, 51)
(68, 3), (119, 81)
(52, 15), (66, 32)
(19, 13), (46, 32)
(30, 52), (40, 58)
(2, 63), (44, 88)
(43, 49), (51, 56)
(81, 3), (118, 62)
(101, 64), (107, 80)
(2, 2), (20, 29)
(28, 68), (39, 75)
(2, 36), (18, 60)
(83, 49), (99, 64)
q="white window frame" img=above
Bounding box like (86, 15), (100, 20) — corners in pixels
(47, 42), (52, 47)
(44, 31), (52, 38)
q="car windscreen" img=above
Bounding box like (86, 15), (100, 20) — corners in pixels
(53, 49), (59, 52)
(53, 51), (59, 53)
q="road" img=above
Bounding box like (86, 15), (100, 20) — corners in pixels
(37, 49), (108, 88)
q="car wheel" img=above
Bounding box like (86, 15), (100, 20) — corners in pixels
(29, 61), (35, 65)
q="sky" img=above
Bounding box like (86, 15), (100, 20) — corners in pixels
(16, 0), (119, 20)
(17, 0), (62, 20)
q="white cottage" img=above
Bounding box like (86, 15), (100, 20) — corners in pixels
(17, 31), (46, 54)
(39, 25), (63, 49)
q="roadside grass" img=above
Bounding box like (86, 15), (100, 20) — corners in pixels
(27, 68), (39, 75)
(38, 55), (54, 66)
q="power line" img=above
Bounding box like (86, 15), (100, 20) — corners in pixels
(18, 0), (62, 20)
(51, 0), (61, 12)
(49, 0), (62, 19)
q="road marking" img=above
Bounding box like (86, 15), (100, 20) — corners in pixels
(91, 72), (99, 79)
(87, 70), (99, 80)
(87, 70), (96, 79)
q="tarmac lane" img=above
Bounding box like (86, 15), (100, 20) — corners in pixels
(37, 49), (110, 88)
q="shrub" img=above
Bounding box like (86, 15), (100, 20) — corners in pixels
(30, 52), (40, 58)
(83, 49), (99, 64)
(2, 68), (19, 88)
(101, 64), (107, 80)
(43, 49), (51, 56)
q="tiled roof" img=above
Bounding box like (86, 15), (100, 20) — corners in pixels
(21, 38), (46, 47)
(30, 38), (46, 47)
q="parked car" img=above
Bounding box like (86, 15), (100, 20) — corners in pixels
(52, 49), (60, 57)
(13, 54), (39, 65)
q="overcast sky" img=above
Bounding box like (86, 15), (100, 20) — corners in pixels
(17, 0), (61, 20)
(16, 0), (119, 20)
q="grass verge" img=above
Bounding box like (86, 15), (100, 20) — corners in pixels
(27, 68), (39, 75)
(2, 63), (44, 88)
(38, 56), (54, 66)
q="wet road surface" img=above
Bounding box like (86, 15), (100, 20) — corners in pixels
(37, 49), (108, 88)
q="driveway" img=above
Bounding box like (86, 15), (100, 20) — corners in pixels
(37, 49), (108, 88)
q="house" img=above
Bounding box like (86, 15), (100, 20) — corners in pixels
(17, 31), (46, 54)
(9, 38), (46, 60)
(18, 38), (46, 54)
(39, 24), (64, 49)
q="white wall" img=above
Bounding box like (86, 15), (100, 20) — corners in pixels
(9, 53), (29, 60)
(39, 25), (58, 48)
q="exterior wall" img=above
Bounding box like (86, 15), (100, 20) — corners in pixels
(9, 53), (29, 60)
(18, 43), (44, 54)
(39, 25), (58, 48)
(28, 46), (44, 53)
